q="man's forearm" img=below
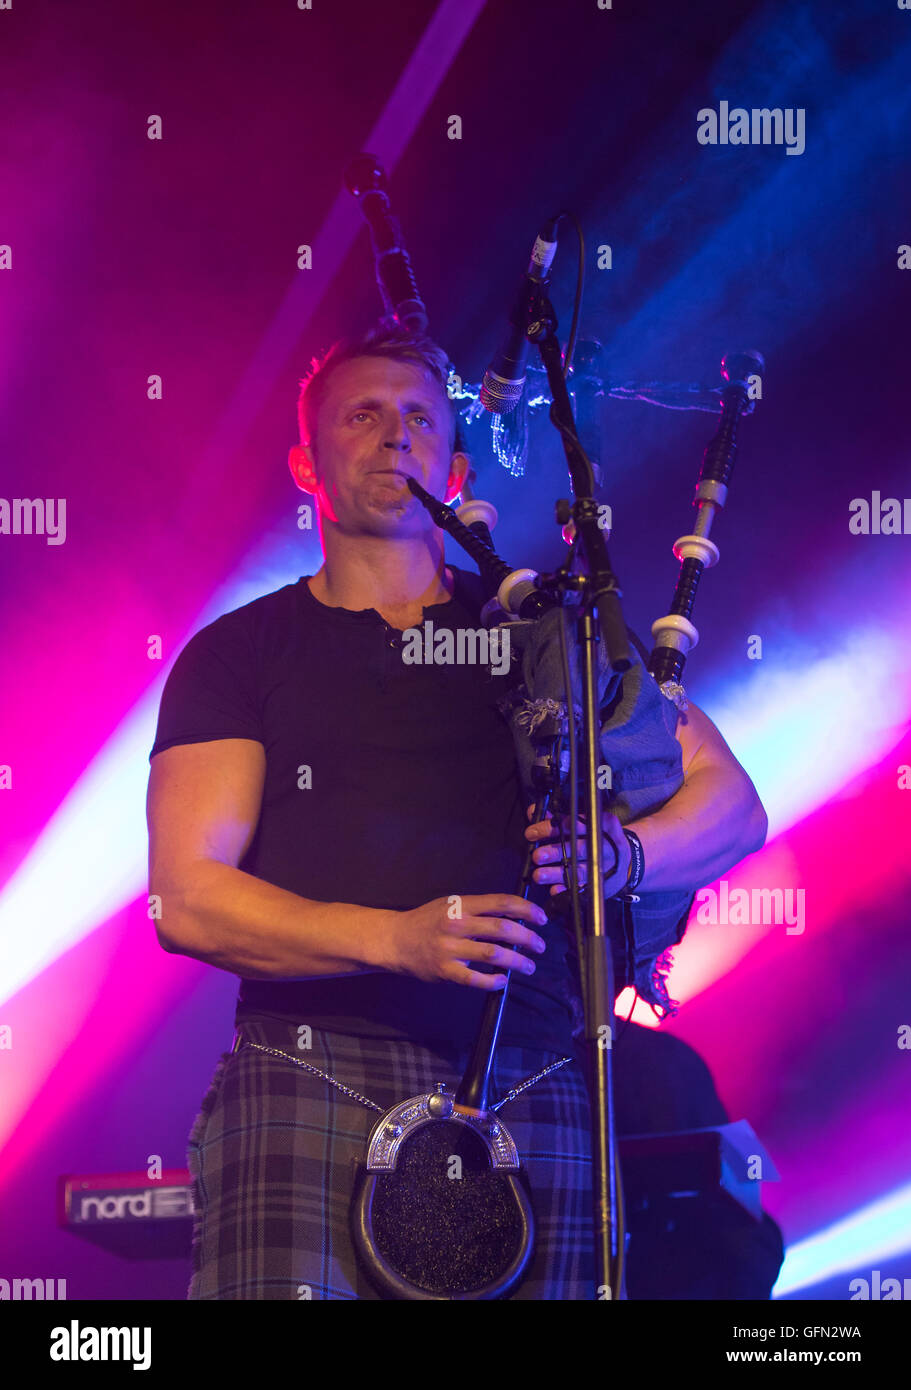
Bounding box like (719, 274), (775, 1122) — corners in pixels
(626, 762), (768, 894)
(153, 859), (394, 980)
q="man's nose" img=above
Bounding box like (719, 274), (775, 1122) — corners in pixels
(382, 413), (411, 451)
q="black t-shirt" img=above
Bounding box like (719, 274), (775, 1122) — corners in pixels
(149, 566), (577, 1053)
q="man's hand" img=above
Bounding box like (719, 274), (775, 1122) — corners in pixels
(525, 804), (631, 897)
(379, 893), (548, 990)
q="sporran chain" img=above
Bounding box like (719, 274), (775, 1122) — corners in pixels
(237, 1040), (572, 1114)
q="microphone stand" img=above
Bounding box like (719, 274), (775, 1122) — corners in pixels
(520, 278), (631, 1300)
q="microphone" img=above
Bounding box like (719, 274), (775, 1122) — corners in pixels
(345, 153), (428, 336)
(479, 220), (560, 414)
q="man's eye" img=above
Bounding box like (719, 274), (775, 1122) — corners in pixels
(411, 415), (433, 428)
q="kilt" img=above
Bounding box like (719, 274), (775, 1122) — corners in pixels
(187, 1014), (594, 1300)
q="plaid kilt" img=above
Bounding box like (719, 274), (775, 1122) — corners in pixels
(187, 1014), (594, 1300)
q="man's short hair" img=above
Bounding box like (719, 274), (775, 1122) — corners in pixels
(297, 326), (465, 453)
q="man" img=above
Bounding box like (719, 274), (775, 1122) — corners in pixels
(146, 328), (767, 1299)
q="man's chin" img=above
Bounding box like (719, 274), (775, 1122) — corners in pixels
(361, 481), (420, 519)
(364, 494), (411, 520)
(344, 502), (425, 537)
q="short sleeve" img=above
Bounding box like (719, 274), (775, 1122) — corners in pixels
(149, 614), (264, 761)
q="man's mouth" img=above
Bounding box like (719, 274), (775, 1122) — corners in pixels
(368, 468), (415, 484)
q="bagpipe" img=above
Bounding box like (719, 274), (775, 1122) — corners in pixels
(342, 154), (763, 1299)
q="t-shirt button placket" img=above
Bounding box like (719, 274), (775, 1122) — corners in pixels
(379, 625), (399, 690)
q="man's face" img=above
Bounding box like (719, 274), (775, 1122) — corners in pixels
(291, 356), (468, 537)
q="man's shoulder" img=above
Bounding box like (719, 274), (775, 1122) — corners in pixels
(194, 578), (307, 645)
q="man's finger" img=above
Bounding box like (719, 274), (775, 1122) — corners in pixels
(527, 814), (574, 836)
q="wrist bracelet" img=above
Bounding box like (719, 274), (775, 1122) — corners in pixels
(623, 829), (645, 891)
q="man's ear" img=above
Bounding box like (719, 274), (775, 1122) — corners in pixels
(443, 451), (471, 505)
(288, 442), (317, 494)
